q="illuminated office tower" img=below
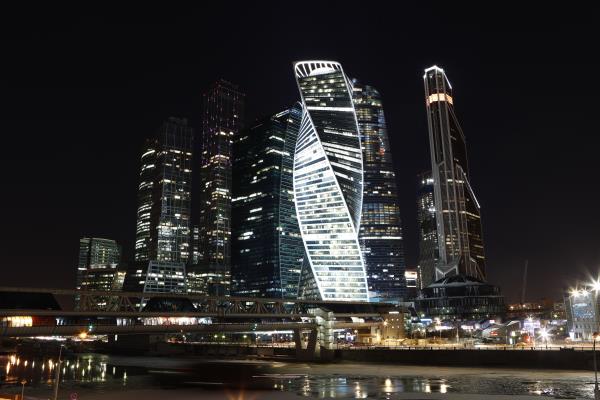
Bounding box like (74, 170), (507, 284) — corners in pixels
(416, 171), (439, 288)
(194, 80), (245, 296)
(125, 117), (193, 293)
(353, 80), (406, 302)
(134, 117), (193, 263)
(231, 104), (303, 298)
(293, 61), (368, 301)
(76, 237), (121, 309)
(424, 66), (486, 281)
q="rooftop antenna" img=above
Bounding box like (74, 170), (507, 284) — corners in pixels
(521, 259), (528, 305)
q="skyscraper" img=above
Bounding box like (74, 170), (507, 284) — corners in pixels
(423, 66), (486, 281)
(125, 117), (193, 292)
(231, 104), (303, 298)
(416, 171), (439, 288)
(353, 80), (406, 302)
(134, 117), (193, 264)
(293, 60), (369, 301)
(194, 79), (244, 296)
(76, 237), (121, 309)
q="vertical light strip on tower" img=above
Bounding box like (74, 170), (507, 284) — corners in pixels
(293, 60), (369, 301)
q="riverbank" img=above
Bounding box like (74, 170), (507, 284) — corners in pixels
(103, 341), (598, 370)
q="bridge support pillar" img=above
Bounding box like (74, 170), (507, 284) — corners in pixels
(296, 308), (335, 361)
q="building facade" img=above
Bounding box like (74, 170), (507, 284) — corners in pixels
(76, 237), (121, 310)
(125, 117), (193, 293)
(194, 79), (245, 295)
(414, 275), (505, 320)
(134, 117), (193, 264)
(231, 104), (304, 298)
(141, 261), (187, 293)
(293, 60), (369, 301)
(565, 288), (600, 341)
(404, 267), (419, 300)
(353, 80), (406, 303)
(424, 66), (486, 281)
(416, 171), (439, 288)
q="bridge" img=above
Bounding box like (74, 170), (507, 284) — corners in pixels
(0, 287), (397, 360)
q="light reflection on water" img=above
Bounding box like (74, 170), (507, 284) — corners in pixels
(0, 353), (595, 399)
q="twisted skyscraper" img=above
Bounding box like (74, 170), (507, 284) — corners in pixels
(293, 61), (368, 301)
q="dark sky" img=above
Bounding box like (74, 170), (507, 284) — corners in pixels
(1, 3), (597, 303)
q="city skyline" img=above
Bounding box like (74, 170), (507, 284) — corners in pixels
(1, 4), (597, 303)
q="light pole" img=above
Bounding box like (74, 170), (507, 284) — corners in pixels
(540, 329), (549, 350)
(20, 379), (26, 400)
(455, 322), (460, 345)
(53, 344), (65, 400)
(594, 332), (600, 400)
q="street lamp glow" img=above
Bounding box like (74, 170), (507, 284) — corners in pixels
(591, 279), (600, 292)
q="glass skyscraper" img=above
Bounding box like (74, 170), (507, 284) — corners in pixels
(125, 117), (193, 293)
(194, 79), (245, 296)
(231, 104), (304, 298)
(416, 171), (439, 288)
(353, 80), (406, 302)
(424, 66), (486, 281)
(76, 237), (121, 310)
(293, 61), (369, 301)
(134, 117), (193, 264)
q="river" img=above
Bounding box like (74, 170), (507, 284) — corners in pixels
(0, 353), (594, 399)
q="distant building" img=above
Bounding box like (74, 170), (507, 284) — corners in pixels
(231, 104), (303, 298)
(194, 79), (245, 296)
(424, 66), (486, 281)
(353, 80), (406, 303)
(414, 275), (505, 320)
(77, 237), (121, 289)
(80, 267), (126, 310)
(125, 117), (193, 293)
(293, 61), (368, 301)
(565, 288), (600, 341)
(416, 171), (438, 288)
(76, 237), (121, 310)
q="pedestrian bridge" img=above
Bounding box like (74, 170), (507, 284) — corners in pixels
(0, 286), (396, 359)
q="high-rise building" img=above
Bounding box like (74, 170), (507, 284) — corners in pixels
(416, 171), (439, 288)
(125, 117), (193, 293)
(134, 117), (193, 264)
(353, 80), (406, 303)
(194, 79), (245, 296)
(77, 237), (121, 290)
(231, 104), (304, 298)
(423, 66), (486, 281)
(76, 237), (121, 310)
(293, 60), (368, 301)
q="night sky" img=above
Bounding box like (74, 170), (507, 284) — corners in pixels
(1, 3), (597, 302)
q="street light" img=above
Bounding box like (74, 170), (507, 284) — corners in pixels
(52, 344), (65, 400)
(20, 379), (26, 400)
(540, 328), (549, 350)
(594, 332), (600, 400)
